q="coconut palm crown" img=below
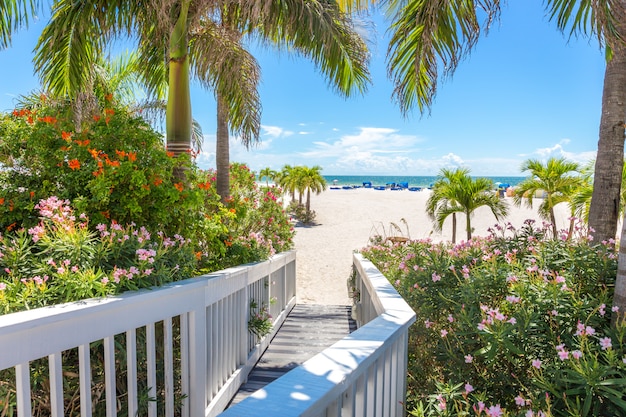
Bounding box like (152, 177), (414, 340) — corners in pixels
(32, 0), (370, 164)
(427, 167), (508, 243)
(513, 157), (582, 238)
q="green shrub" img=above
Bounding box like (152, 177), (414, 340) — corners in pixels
(361, 219), (623, 417)
(0, 100), (202, 237)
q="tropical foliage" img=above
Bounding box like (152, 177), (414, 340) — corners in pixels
(513, 157), (584, 238)
(0, 102), (294, 274)
(275, 165), (327, 224)
(426, 168), (508, 243)
(361, 219), (622, 417)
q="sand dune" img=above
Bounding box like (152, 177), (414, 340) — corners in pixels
(292, 188), (569, 305)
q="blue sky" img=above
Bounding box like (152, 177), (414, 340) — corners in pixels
(0, 2), (605, 176)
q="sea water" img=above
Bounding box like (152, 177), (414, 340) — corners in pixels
(323, 175), (525, 188)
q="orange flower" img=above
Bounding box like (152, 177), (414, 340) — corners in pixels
(197, 181), (211, 190)
(75, 139), (90, 147)
(142, 184), (150, 190)
(127, 152), (137, 162)
(166, 151), (175, 157)
(93, 115), (101, 122)
(93, 168), (104, 177)
(115, 149), (126, 158)
(6, 222), (16, 232)
(225, 239), (233, 247)
(60, 146), (71, 152)
(27, 116), (34, 124)
(105, 93), (113, 102)
(67, 159), (81, 170)
(174, 182), (184, 192)
(0, 197), (4, 205)
(38, 116), (57, 124)
(153, 178), (163, 186)
(29, 191), (35, 200)
(61, 131), (72, 141)
(105, 159), (120, 167)
(101, 211), (110, 219)
(105, 116), (111, 124)
(195, 251), (202, 260)
(88, 148), (100, 159)
(104, 108), (115, 116)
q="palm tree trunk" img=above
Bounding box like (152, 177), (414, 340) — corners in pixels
(614, 209), (626, 319)
(216, 93), (230, 203)
(452, 213), (457, 244)
(465, 211), (471, 241)
(306, 188), (311, 213)
(588, 42), (626, 243)
(549, 207), (558, 238)
(166, 0), (192, 169)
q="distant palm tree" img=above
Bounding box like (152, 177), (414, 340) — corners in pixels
(427, 168), (508, 243)
(259, 167), (277, 187)
(298, 166), (327, 215)
(277, 165), (298, 203)
(513, 157), (582, 238)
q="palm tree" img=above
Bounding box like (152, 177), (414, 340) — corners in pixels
(276, 165), (299, 203)
(0, 1), (40, 50)
(34, 0), (369, 189)
(298, 166), (327, 215)
(427, 168), (508, 243)
(426, 168), (466, 243)
(513, 157), (582, 238)
(259, 167), (277, 187)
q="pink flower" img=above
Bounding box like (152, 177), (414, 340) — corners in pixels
(558, 350), (569, 361)
(515, 395), (526, 407)
(600, 337), (612, 350)
(448, 314), (454, 323)
(0, 283), (6, 291)
(486, 404), (503, 417)
(532, 359), (542, 369)
(465, 383), (474, 394)
(599, 304), (606, 316)
(508, 317), (517, 324)
(612, 306), (620, 313)
(424, 319), (433, 328)
(431, 272), (441, 282)
(571, 350), (582, 359)
(465, 354), (473, 363)
(440, 329), (448, 337)
(506, 295), (521, 303)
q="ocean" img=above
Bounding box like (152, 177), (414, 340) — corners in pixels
(323, 175), (525, 188)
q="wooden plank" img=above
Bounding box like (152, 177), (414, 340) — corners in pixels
(227, 304), (355, 407)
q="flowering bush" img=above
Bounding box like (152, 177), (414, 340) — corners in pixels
(360, 220), (623, 417)
(0, 196), (196, 314)
(195, 163), (294, 271)
(0, 99), (202, 236)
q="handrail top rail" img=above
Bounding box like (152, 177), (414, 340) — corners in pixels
(0, 250), (296, 331)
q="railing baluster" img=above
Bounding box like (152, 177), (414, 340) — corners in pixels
(164, 317), (174, 417)
(103, 336), (117, 417)
(78, 344), (92, 416)
(146, 323), (157, 417)
(180, 313), (190, 417)
(126, 329), (138, 417)
(15, 363), (31, 417)
(48, 353), (64, 417)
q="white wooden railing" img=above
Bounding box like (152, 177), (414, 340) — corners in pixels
(218, 253), (416, 417)
(0, 250), (296, 417)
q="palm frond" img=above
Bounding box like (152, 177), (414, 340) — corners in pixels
(387, 0), (501, 114)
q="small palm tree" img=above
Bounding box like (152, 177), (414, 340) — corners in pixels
(513, 157), (582, 238)
(427, 168), (508, 243)
(259, 167), (277, 187)
(297, 166), (327, 215)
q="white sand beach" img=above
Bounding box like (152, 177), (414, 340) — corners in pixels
(293, 188), (570, 305)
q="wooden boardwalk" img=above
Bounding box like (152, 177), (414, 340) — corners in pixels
(228, 304), (356, 406)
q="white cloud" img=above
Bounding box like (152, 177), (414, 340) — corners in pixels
(301, 127), (423, 159)
(261, 125), (294, 138)
(532, 140), (596, 166)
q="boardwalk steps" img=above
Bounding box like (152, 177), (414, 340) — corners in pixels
(228, 304), (356, 406)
